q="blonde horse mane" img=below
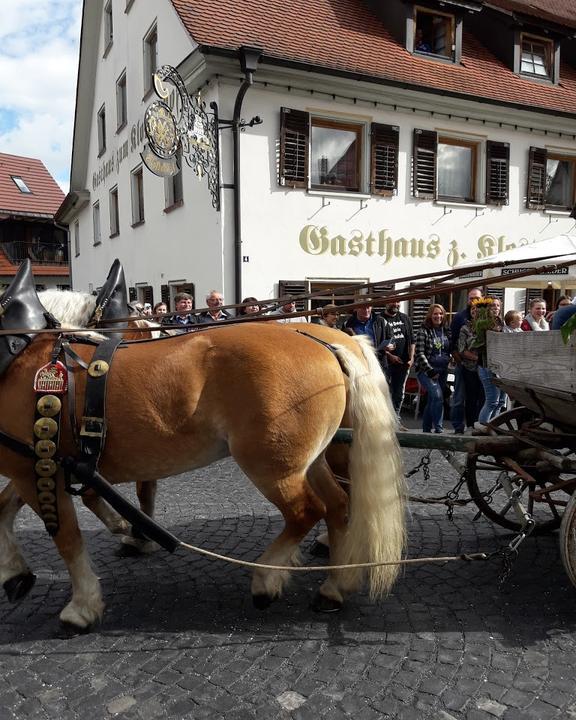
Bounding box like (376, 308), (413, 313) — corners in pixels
(39, 289), (97, 328)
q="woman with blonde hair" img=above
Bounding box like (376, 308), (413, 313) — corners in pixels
(414, 303), (451, 433)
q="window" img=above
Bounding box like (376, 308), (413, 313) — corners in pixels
(412, 129), (509, 205)
(93, 202), (101, 245)
(109, 186), (120, 236)
(74, 221), (80, 257)
(131, 166), (145, 224)
(164, 164), (183, 209)
(116, 71), (127, 130)
(97, 104), (106, 156)
(437, 137), (478, 202)
(413, 6), (456, 60)
(143, 23), (158, 96)
(521, 34), (553, 79)
(527, 147), (576, 211)
(11, 176), (32, 193)
(279, 107), (399, 195)
(104, 1), (113, 53)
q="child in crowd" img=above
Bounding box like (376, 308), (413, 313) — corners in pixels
(503, 310), (523, 333)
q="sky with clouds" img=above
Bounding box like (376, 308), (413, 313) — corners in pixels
(0, 0), (82, 192)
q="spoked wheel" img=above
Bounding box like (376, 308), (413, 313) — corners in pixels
(467, 407), (576, 533)
(560, 492), (576, 589)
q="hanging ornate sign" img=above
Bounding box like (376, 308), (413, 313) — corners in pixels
(141, 65), (220, 210)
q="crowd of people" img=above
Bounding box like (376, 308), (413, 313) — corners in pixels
(140, 287), (575, 434)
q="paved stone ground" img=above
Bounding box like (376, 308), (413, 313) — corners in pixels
(1, 427), (575, 720)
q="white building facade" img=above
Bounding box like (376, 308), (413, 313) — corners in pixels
(59, 0), (576, 315)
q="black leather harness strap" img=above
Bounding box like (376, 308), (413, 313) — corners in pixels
(79, 336), (123, 470)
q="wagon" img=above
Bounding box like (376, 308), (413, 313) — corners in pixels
(467, 329), (576, 587)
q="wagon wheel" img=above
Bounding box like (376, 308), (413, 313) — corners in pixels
(560, 492), (576, 589)
(467, 407), (576, 533)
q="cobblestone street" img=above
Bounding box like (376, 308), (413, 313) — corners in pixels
(1, 433), (575, 720)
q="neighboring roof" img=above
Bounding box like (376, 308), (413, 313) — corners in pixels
(0, 247), (69, 278)
(170, 0), (576, 116)
(486, 0), (576, 30)
(0, 153), (64, 218)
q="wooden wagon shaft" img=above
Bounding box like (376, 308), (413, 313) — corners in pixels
(333, 429), (521, 455)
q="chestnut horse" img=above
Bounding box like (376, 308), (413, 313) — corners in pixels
(0, 302), (405, 630)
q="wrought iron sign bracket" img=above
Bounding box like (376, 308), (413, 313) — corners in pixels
(141, 65), (222, 211)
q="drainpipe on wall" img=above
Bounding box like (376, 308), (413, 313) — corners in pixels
(232, 47), (262, 304)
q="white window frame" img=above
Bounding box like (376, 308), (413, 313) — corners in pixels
(436, 133), (485, 205)
(131, 166), (145, 225)
(109, 185), (120, 236)
(92, 202), (102, 246)
(116, 70), (127, 130)
(309, 115), (367, 194)
(164, 162), (183, 209)
(97, 104), (106, 156)
(11, 175), (32, 193)
(143, 23), (158, 96)
(104, 0), (113, 53)
(520, 33), (554, 80)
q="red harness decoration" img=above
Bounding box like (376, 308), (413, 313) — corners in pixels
(33, 360), (68, 394)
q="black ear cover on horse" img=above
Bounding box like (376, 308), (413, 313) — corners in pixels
(93, 258), (129, 329)
(0, 259), (58, 375)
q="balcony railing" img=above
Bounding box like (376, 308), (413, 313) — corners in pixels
(1, 241), (69, 266)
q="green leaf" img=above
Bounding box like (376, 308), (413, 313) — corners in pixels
(560, 313), (576, 344)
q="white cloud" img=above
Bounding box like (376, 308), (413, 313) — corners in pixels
(0, 0), (82, 191)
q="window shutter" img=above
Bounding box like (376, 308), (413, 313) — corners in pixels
(143, 286), (154, 306)
(526, 147), (547, 209)
(370, 124), (399, 195)
(128, 286), (137, 302)
(278, 280), (310, 312)
(161, 284), (170, 307)
(486, 287), (504, 304)
(412, 129), (437, 198)
(486, 141), (509, 205)
(409, 297), (433, 332)
(279, 108), (309, 188)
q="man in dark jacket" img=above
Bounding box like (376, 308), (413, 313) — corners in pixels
(449, 287), (483, 433)
(197, 290), (232, 324)
(345, 301), (393, 369)
(381, 301), (415, 417)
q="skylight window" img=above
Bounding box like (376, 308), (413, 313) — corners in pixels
(11, 176), (32, 194)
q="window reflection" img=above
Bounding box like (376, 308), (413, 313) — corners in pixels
(546, 158), (575, 209)
(311, 122), (361, 191)
(438, 142), (474, 201)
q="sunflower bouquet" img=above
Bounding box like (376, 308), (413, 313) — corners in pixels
(470, 297), (497, 349)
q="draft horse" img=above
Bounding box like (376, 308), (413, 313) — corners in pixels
(0, 263), (405, 630)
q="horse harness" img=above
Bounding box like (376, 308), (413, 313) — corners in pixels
(31, 334), (123, 535)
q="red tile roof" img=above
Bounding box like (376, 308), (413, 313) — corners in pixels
(170, 0), (576, 115)
(487, 0), (576, 30)
(0, 153), (64, 218)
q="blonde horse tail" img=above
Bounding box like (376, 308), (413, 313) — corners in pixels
(332, 343), (406, 599)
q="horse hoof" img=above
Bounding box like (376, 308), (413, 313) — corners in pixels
(309, 540), (330, 558)
(3, 572), (36, 603)
(311, 592), (342, 613)
(252, 593), (274, 610)
(59, 619), (98, 636)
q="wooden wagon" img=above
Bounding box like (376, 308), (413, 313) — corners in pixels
(466, 330), (576, 587)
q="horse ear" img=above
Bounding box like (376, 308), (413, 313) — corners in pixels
(0, 259), (54, 374)
(94, 259), (129, 326)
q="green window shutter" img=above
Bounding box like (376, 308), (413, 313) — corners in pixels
(370, 123), (399, 195)
(412, 129), (437, 198)
(526, 147), (547, 210)
(279, 108), (309, 188)
(486, 141), (510, 206)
